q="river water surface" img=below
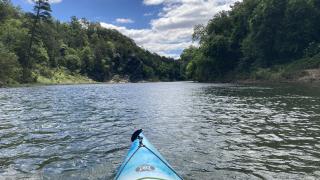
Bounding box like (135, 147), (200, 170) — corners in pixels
(0, 82), (320, 180)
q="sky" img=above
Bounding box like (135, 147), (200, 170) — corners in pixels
(11, 0), (239, 59)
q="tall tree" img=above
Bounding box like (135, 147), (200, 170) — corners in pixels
(23, 0), (51, 82)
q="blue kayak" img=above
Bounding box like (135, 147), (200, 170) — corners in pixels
(115, 130), (183, 180)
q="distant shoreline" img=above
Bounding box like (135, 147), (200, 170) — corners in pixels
(2, 78), (320, 89)
(237, 68), (320, 84)
(0, 79), (184, 88)
(2, 68), (319, 88)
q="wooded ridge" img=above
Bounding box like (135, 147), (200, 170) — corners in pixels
(0, 0), (182, 86)
(180, 0), (320, 83)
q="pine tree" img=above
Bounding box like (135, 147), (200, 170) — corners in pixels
(23, 0), (51, 82)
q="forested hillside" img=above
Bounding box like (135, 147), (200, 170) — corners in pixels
(181, 0), (320, 82)
(0, 0), (181, 86)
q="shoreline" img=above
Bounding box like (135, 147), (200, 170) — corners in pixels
(0, 79), (179, 88)
(2, 79), (320, 89)
(2, 68), (320, 88)
(0, 81), (101, 88)
(236, 68), (320, 84)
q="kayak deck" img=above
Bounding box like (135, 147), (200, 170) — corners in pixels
(115, 131), (182, 180)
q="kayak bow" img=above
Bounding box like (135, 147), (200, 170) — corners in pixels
(115, 130), (183, 180)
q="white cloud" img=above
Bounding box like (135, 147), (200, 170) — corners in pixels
(100, 22), (193, 58)
(143, 0), (166, 5)
(102, 0), (240, 58)
(27, 0), (63, 4)
(143, 12), (154, 16)
(115, 18), (134, 24)
(49, 0), (62, 3)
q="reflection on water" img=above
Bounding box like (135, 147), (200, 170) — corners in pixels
(0, 82), (320, 179)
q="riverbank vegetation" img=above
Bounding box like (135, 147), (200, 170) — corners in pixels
(2, 0), (320, 87)
(180, 0), (320, 82)
(0, 0), (181, 87)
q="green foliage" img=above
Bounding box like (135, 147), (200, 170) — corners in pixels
(249, 54), (320, 81)
(31, 41), (49, 65)
(186, 61), (196, 79)
(142, 65), (155, 80)
(64, 54), (81, 72)
(184, 0), (320, 82)
(0, 0), (18, 23)
(0, 1), (181, 85)
(0, 19), (28, 53)
(304, 43), (320, 58)
(180, 46), (198, 79)
(22, 0), (52, 82)
(0, 43), (21, 84)
(80, 46), (94, 74)
(36, 68), (93, 85)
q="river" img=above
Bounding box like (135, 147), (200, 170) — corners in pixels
(0, 82), (320, 179)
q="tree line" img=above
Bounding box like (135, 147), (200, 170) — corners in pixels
(0, 0), (182, 86)
(180, 0), (320, 82)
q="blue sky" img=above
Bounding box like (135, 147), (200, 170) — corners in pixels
(11, 0), (239, 58)
(12, 0), (161, 29)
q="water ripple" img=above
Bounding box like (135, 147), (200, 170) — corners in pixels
(0, 82), (320, 179)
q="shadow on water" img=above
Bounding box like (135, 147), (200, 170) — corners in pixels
(0, 82), (320, 179)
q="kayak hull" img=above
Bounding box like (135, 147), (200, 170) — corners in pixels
(115, 132), (182, 180)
